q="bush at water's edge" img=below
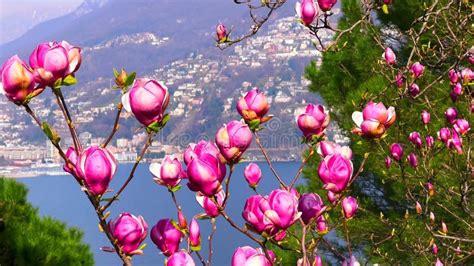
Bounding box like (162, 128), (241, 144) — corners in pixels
(0, 178), (94, 266)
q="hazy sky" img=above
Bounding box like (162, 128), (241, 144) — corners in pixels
(0, 0), (83, 44)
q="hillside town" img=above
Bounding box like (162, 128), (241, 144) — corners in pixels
(0, 13), (350, 178)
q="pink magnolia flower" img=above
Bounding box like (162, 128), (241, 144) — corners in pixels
(318, 0), (337, 11)
(437, 128), (451, 143)
(150, 155), (186, 188)
(352, 101), (396, 138)
(189, 219), (201, 250)
(426, 182), (435, 197)
(342, 256), (361, 266)
(318, 153), (353, 192)
(395, 72), (405, 87)
(385, 156), (392, 168)
(408, 131), (422, 149)
(317, 141), (352, 160)
(58, 40), (81, 75)
(0, 55), (40, 103)
(297, 103), (330, 139)
(416, 201), (422, 214)
(430, 211), (435, 223)
(447, 130), (463, 154)
(327, 191), (337, 204)
(342, 196), (358, 219)
(460, 68), (473, 83)
(167, 251), (195, 266)
(186, 140), (226, 196)
(242, 194), (267, 233)
(216, 23), (227, 42)
(196, 190), (225, 217)
(421, 110), (430, 125)
(316, 216), (328, 234)
(29, 41), (76, 86)
(151, 219), (183, 257)
(231, 246), (275, 266)
(295, 0), (318, 26)
(444, 107), (458, 124)
(448, 69), (459, 84)
(63, 146), (78, 176)
(435, 257), (443, 266)
(237, 88), (271, 125)
(244, 163), (262, 188)
(390, 143), (404, 161)
(382, 47), (396, 65)
(215, 120), (253, 163)
(76, 146), (117, 195)
(410, 62), (425, 78)
(260, 189), (301, 231)
(298, 193), (325, 224)
(453, 119), (470, 135)
(408, 83), (420, 97)
(407, 153), (418, 168)
(452, 82), (463, 97)
(425, 135), (434, 149)
(122, 78), (170, 127)
(109, 213), (148, 255)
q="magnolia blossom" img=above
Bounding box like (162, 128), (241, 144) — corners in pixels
(196, 190), (225, 217)
(410, 62), (425, 78)
(453, 119), (470, 135)
(189, 219), (201, 250)
(421, 110), (430, 125)
(298, 193), (325, 224)
(186, 140), (226, 196)
(236, 88), (271, 125)
(63, 146), (78, 176)
(342, 196), (358, 219)
(244, 163), (262, 188)
(149, 155), (186, 188)
(385, 156), (392, 168)
(122, 78), (170, 127)
(444, 107), (458, 124)
(408, 131), (422, 149)
(408, 153), (418, 168)
(317, 141), (352, 160)
(318, 0), (337, 11)
(0, 55), (40, 103)
(295, 0), (318, 26)
(29, 41), (81, 86)
(215, 120), (252, 163)
(382, 47), (396, 65)
(109, 213), (148, 255)
(448, 69), (459, 84)
(231, 246), (275, 266)
(408, 83), (420, 97)
(216, 23), (227, 42)
(390, 143), (404, 161)
(316, 216), (328, 234)
(76, 146), (117, 195)
(352, 101), (396, 138)
(318, 153), (353, 192)
(395, 72), (405, 87)
(151, 219), (183, 256)
(297, 104), (330, 139)
(167, 251), (195, 266)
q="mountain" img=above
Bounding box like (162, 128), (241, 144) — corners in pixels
(0, 0), (338, 160)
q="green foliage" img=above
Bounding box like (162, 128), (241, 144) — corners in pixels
(303, 0), (473, 264)
(0, 178), (93, 266)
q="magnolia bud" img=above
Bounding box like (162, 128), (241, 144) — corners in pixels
(382, 47), (396, 65)
(421, 110), (430, 125)
(415, 201), (422, 214)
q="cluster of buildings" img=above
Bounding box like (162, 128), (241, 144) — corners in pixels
(0, 14), (348, 177)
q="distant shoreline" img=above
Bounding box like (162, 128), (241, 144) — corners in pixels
(1, 159), (300, 179)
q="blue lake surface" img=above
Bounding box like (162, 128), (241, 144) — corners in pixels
(19, 161), (303, 266)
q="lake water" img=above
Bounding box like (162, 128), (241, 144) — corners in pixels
(19, 161), (303, 266)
